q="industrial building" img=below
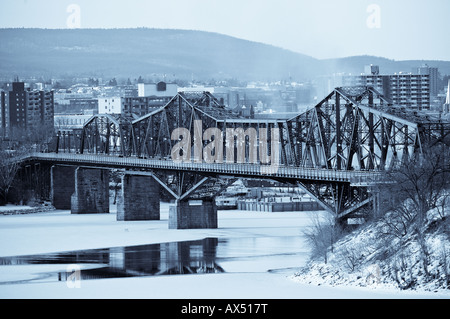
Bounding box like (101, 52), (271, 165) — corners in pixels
(99, 82), (177, 116)
(98, 96), (173, 117)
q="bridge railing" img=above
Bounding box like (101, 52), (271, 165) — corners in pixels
(24, 152), (383, 184)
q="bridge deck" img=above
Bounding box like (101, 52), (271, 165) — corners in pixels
(24, 152), (381, 184)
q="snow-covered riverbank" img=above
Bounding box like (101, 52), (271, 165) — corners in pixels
(0, 204), (448, 299)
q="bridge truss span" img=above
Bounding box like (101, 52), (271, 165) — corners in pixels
(284, 86), (423, 171)
(46, 87), (450, 224)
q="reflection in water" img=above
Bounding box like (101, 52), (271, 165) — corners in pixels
(0, 236), (308, 285)
(0, 238), (224, 284)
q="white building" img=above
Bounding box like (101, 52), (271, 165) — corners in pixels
(98, 97), (122, 114)
(54, 113), (93, 132)
(137, 81), (177, 97)
(178, 86), (215, 93)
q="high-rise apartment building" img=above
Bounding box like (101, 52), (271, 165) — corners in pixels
(389, 73), (430, 110)
(0, 82), (54, 138)
(414, 65), (439, 98)
(341, 66), (434, 110)
(341, 73), (389, 97)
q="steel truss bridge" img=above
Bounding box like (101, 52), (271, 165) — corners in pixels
(27, 86), (450, 223)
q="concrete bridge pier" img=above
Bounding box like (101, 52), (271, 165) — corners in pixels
(169, 199), (218, 229)
(50, 165), (75, 209)
(71, 167), (110, 214)
(117, 174), (160, 221)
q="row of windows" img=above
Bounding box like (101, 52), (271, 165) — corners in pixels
(55, 118), (87, 125)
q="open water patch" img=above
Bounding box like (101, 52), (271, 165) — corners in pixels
(0, 236), (308, 285)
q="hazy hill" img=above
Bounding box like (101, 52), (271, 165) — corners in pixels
(0, 28), (449, 81)
(0, 28), (321, 81)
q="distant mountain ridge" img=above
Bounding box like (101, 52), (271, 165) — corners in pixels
(0, 28), (449, 81)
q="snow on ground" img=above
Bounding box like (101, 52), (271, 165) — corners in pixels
(292, 206), (450, 295)
(0, 204), (34, 212)
(0, 204), (448, 299)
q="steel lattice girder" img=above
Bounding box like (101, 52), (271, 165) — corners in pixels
(283, 86), (423, 171)
(132, 93), (220, 159)
(130, 92), (239, 200)
(149, 169), (235, 201)
(79, 114), (134, 156)
(57, 88), (450, 168)
(52, 88), (450, 221)
(295, 180), (370, 218)
(131, 92), (279, 163)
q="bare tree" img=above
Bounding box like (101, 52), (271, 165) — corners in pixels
(392, 250), (416, 290)
(338, 246), (361, 272)
(439, 243), (450, 289)
(0, 149), (22, 205)
(0, 125), (52, 205)
(376, 143), (450, 280)
(303, 212), (343, 264)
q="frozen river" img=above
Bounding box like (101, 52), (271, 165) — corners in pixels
(0, 204), (447, 299)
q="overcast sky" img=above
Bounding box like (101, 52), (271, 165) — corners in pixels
(1, 0), (449, 61)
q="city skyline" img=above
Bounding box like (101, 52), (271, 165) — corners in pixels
(0, 0), (449, 61)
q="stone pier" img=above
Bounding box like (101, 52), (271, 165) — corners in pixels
(50, 165), (75, 209)
(169, 199), (217, 229)
(117, 174), (160, 221)
(71, 167), (110, 214)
